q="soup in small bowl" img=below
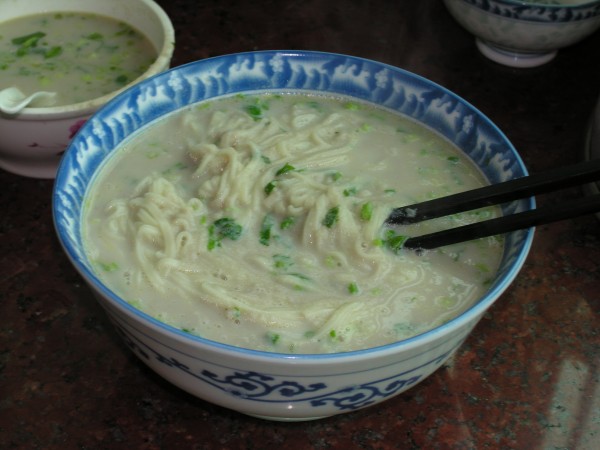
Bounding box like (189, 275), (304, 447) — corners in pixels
(0, 0), (174, 179)
(53, 51), (534, 420)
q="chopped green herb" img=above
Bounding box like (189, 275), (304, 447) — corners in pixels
(207, 217), (242, 250)
(280, 216), (296, 230)
(245, 104), (262, 118)
(382, 229), (408, 254)
(275, 163), (295, 176)
(360, 202), (373, 221)
(328, 171), (342, 182)
(447, 156), (460, 164)
(264, 181), (276, 195)
(474, 262), (490, 273)
(324, 255), (340, 268)
(86, 32), (103, 41)
(259, 214), (275, 246)
(226, 307), (242, 321)
(438, 296), (458, 309)
(273, 254), (293, 270)
(343, 187), (357, 197)
(44, 46), (62, 59)
(11, 31), (45, 46)
(348, 282), (359, 294)
(344, 102), (360, 110)
(267, 331), (280, 345)
(115, 74), (129, 85)
(261, 155), (272, 164)
(99, 261), (119, 272)
(329, 329), (337, 338)
(145, 150), (161, 159)
(322, 206), (340, 228)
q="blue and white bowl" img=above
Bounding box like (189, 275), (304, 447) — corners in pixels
(444, 0), (600, 67)
(52, 51), (534, 421)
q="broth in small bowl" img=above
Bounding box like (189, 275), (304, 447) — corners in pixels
(53, 51), (534, 420)
(0, 0), (174, 179)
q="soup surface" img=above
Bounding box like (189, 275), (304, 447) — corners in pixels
(0, 12), (156, 106)
(83, 93), (504, 354)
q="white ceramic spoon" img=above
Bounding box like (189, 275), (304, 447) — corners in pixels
(0, 87), (57, 114)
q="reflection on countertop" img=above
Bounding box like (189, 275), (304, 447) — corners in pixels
(1, 0), (599, 448)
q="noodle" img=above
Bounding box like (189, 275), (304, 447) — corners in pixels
(83, 93), (504, 353)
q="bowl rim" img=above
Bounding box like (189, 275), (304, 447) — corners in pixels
(461, 0), (600, 9)
(53, 49), (535, 362)
(4, 0), (175, 119)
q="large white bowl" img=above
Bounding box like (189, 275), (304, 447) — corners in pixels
(444, 0), (600, 68)
(52, 51), (534, 421)
(0, 0), (175, 179)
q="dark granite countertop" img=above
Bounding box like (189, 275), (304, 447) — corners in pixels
(1, 1), (599, 448)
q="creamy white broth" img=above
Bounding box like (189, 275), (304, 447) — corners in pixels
(0, 12), (156, 106)
(83, 93), (504, 354)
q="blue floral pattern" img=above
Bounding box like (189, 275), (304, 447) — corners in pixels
(115, 322), (459, 411)
(460, 0), (600, 22)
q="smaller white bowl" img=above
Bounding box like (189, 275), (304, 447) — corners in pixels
(443, 0), (600, 68)
(0, 0), (175, 179)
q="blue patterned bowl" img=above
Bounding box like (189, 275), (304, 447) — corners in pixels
(52, 51), (533, 421)
(444, 0), (600, 67)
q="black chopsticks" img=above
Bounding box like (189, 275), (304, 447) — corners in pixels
(385, 159), (600, 250)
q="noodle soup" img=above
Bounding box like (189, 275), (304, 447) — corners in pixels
(83, 93), (504, 354)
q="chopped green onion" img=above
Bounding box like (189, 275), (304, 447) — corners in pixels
(343, 187), (357, 197)
(322, 206), (339, 228)
(207, 217), (242, 250)
(267, 332), (280, 345)
(115, 74), (129, 85)
(280, 216), (296, 230)
(99, 261), (119, 272)
(328, 171), (342, 182)
(273, 254), (293, 270)
(86, 32), (103, 41)
(11, 31), (45, 46)
(259, 214), (275, 246)
(275, 163), (295, 176)
(245, 104), (262, 118)
(264, 181), (276, 195)
(44, 46), (62, 59)
(360, 202), (373, 221)
(382, 229), (408, 254)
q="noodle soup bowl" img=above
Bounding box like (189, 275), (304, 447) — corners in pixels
(443, 0), (600, 67)
(0, 0), (175, 179)
(53, 51), (534, 421)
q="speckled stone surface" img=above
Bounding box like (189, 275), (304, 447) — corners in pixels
(1, 1), (599, 448)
